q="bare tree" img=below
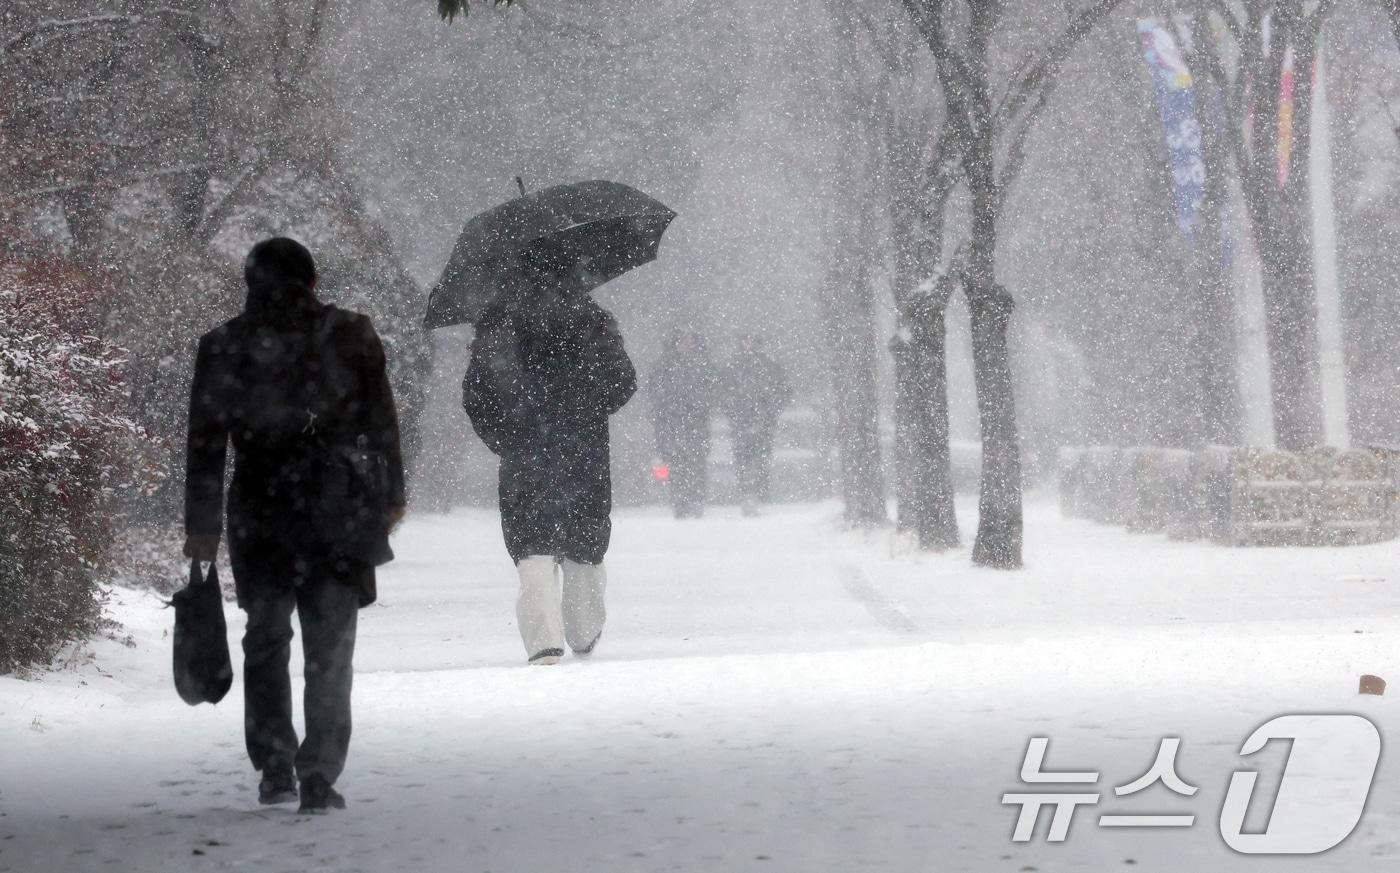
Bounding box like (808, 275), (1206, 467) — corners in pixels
(817, 0), (898, 527)
(820, 182), (891, 527)
(1378, 0), (1400, 61)
(2, 0), (433, 519)
(881, 10), (961, 550)
(1190, 0), (1336, 450)
(898, 0), (1125, 568)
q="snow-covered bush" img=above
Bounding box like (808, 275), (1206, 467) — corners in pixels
(0, 257), (164, 674)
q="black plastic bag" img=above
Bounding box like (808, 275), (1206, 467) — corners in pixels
(171, 560), (233, 705)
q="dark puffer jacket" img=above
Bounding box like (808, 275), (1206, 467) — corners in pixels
(462, 293), (636, 564)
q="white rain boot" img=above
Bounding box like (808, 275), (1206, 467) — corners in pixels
(561, 560), (607, 656)
(516, 556), (564, 664)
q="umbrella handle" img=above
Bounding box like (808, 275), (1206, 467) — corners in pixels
(515, 176), (527, 198)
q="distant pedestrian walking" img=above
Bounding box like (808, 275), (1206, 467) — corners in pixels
(462, 238), (637, 665)
(720, 334), (791, 514)
(650, 330), (715, 518)
(183, 237), (405, 814)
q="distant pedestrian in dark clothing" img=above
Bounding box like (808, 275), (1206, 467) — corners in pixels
(183, 237), (405, 814)
(462, 239), (637, 665)
(650, 331), (715, 518)
(721, 334), (792, 514)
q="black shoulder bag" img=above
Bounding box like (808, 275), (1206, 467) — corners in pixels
(307, 311), (395, 567)
(315, 433), (395, 566)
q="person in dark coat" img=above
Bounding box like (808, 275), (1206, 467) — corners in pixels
(183, 237), (405, 814)
(650, 330), (715, 518)
(462, 238), (637, 665)
(720, 334), (792, 514)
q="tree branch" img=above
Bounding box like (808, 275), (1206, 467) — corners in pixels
(1205, 0), (1245, 43)
(995, 0), (1126, 129)
(1380, 0), (1400, 50)
(437, 0), (514, 23)
(4, 14), (131, 56)
(1192, 7), (1249, 175)
(10, 161), (222, 198)
(293, 0), (330, 80)
(897, 0), (936, 49)
(1299, 0), (1338, 40)
(193, 144), (280, 244)
(501, 0), (703, 51)
(2, 8), (218, 57)
(1377, 84), (1400, 153)
(902, 0), (974, 105)
(921, 128), (964, 222)
(995, 84), (1052, 209)
(848, 0), (900, 71)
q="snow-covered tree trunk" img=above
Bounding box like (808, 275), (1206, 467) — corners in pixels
(897, 0), (1126, 567)
(962, 16), (1024, 567)
(1197, 0), (1336, 450)
(886, 29), (960, 550)
(822, 188), (889, 527)
(1183, 12), (1246, 446)
(892, 287), (960, 549)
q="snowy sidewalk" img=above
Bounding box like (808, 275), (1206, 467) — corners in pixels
(3, 498), (1399, 872)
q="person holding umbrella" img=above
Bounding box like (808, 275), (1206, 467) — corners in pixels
(432, 180), (672, 665)
(462, 236), (638, 665)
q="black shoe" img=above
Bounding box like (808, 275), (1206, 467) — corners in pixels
(573, 633), (602, 658)
(528, 647), (564, 665)
(298, 774), (346, 814)
(258, 768), (298, 805)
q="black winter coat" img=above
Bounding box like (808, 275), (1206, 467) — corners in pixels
(185, 301), (405, 608)
(650, 350), (715, 462)
(720, 350), (792, 439)
(462, 295), (636, 564)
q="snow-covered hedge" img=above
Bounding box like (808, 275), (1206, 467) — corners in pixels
(1060, 445), (1397, 548)
(0, 257), (163, 674)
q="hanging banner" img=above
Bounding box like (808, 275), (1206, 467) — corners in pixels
(1138, 19), (1207, 239)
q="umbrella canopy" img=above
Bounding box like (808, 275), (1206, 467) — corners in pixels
(425, 180), (676, 329)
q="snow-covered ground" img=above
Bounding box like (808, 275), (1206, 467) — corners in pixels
(3, 496), (1399, 872)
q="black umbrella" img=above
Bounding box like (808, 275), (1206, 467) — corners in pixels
(425, 179), (676, 329)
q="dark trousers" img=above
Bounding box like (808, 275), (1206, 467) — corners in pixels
(733, 427), (775, 502)
(666, 445), (708, 518)
(242, 577), (359, 784)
